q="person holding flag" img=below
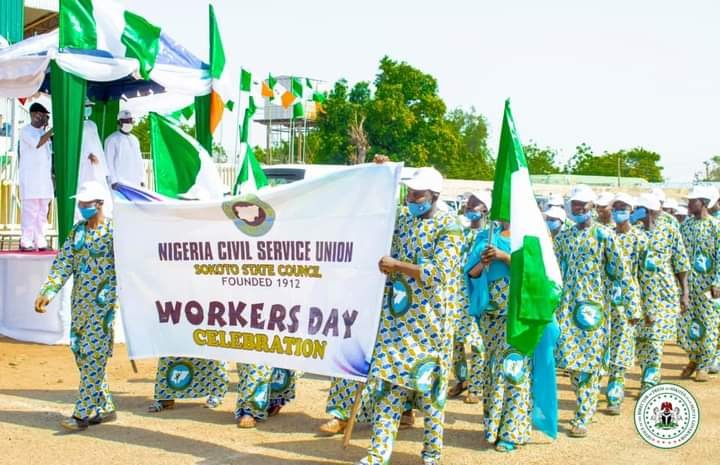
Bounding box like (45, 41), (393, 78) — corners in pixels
(633, 193), (690, 391)
(603, 193), (645, 415)
(554, 184), (628, 437)
(448, 191), (490, 404)
(465, 100), (562, 451)
(679, 186), (720, 382)
(33, 181), (118, 431)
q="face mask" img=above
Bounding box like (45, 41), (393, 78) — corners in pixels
(612, 210), (630, 224)
(121, 123), (134, 133)
(465, 211), (482, 222)
(630, 207), (647, 224)
(570, 212), (590, 224)
(408, 200), (432, 218)
(546, 219), (562, 232)
(713, 211), (720, 218)
(79, 206), (97, 220)
(84, 106), (93, 119)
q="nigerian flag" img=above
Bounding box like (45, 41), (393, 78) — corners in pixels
(233, 145), (268, 195)
(150, 113), (226, 200)
(490, 99), (562, 439)
(59, 0), (161, 79)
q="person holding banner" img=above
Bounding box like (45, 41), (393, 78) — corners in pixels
(448, 192), (489, 404)
(235, 365), (297, 428)
(357, 166), (462, 465)
(553, 184), (628, 438)
(34, 181), (117, 431)
(147, 357), (229, 412)
(465, 220), (531, 451)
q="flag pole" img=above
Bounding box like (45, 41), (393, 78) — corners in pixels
(342, 382), (365, 448)
(233, 67), (243, 167)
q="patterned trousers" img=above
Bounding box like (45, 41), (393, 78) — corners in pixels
(71, 319), (115, 419)
(235, 364), (296, 420)
(605, 367), (626, 406)
(452, 339), (484, 396)
(570, 371), (600, 428)
(636, 338), (663, 389)
(360, 383), (444, 465)
(153, 357), (229, 401)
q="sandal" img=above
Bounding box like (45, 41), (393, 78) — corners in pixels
(495, 440), (516, 452)
(267, 404), (283, 417)
(89, 411), (117, 425)
(448, 381), (468, 398)
(237, 415), (256, 429)
(319, 418), (347, 435)
(205, 396), (222, 409)
(147, 400), (175, 413)
(569, 424), (588, 438)
(399, 410), (415, 430)
(60, 416), (89, 431)
(464, 393), (481, 404)
(695, 370), (709, 382)
(680, 362), (697, 379)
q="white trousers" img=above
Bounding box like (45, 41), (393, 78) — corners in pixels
(20, 198), (50, 249)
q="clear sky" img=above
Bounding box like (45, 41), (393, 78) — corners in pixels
(122, 0), (720, 181)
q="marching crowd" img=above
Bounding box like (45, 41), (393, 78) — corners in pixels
(25, 129), (719, 464)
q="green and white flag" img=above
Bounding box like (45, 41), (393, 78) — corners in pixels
(233, 145), (268, 195)
(59, 0), (162, 79)
(150, 112), (227, 200)
(490, 99), (562, 355)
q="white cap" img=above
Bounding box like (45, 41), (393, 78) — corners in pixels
(467, 190), (492, 210)
(544, 206), (567, 222)
(677, 205), (688, 216)
(569, 184), (596, 203)
(651, 187), (666, 203)
(73, 181), (107, 202)
(687, 185), (720, 207)
(612, 193), (634, 208)
(663, 198), (679, 210)
(547, 194), (564, 207)
(595, 192), (615, 207)
(404, 167), (443, 193)
(635, 192), (661, 211)
(118, 109), (133, 120)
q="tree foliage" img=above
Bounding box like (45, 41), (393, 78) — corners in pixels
(522, 141), (562, 175)
(565, 144), (664, 182)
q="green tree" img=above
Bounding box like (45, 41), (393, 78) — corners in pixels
(566, 145), (664, 182)
(445, 107), (494, 179)
(523, 142), (561, 175)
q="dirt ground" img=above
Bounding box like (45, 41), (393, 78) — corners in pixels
(0, 337), (717, 465)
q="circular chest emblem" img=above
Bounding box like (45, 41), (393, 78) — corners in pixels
(270, 368), (291, 392)
(502, 351), (527, 385)
(644, 255), (658, 272)
(573, 302), (604, 331)
(413, 359), (437, 393)
(634, 384), (700, 449)
(388, 278), (412, 317)
(693, 253), (713, 274)
(73, 226), (86, 251)
(166, 362), (194, 391)
(689, 319), (706, 341)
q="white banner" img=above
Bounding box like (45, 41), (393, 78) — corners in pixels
(114, 164), (401, 381)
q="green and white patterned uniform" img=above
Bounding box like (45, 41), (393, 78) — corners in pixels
(605, 226), (645, 406)
(451, 227), (484, 396)
(153, 357), (229, 403)
(679, 216), (720, 371)
(360, 207), (463, 465)
(40, 219), (117, 420)
(554, 223), (627, 427)
(235, 364), (297, 421)
(636, 218), (689, 388)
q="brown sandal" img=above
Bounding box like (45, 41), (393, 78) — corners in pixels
(147, 400), (175, 413)
(319, 418), (347, 435)
(448, 381), (468, 398)
(680, 362), (697, 379)
(237, 415), (257, 428)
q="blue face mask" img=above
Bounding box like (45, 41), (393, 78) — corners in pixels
(713, 211), (720, 218)
(79, 206), (97, 220)
(465, 211), (482, 222)
(612, 210), (630, 224)
(546, 219), (562, 232)
(570, 212), (590, 224)
(630, 207), (647, 224)
(408, 200), (432, 218)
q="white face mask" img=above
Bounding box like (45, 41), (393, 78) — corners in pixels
(121, 123), (134, 133)
(84, 106), (93, 119)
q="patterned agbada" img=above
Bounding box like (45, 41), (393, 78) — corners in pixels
(636, 217), (689, 388)
(361, 207), (463, 465)
(553, 223), (628, 427)
(604, 225), (645, 406)
(235, 364), (297, 421)
(679, 216), (720, 371)
(40, 219), (117, 420)
(451, 226), (484, 396)
(153, 357), (229, 403)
